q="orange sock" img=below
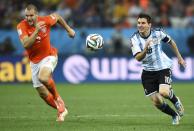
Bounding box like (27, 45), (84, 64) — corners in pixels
(47, 78), (59, 100)
(44, 93), (57, 109)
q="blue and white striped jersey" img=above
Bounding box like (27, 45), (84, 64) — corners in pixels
(130, 28), (172, 71)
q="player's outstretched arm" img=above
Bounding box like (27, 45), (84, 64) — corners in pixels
(51, 13), (75, 38)
(168, 39), (186, 68)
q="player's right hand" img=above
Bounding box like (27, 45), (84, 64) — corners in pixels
(35, 21), (46, 32)
(144, 39), (153, 50)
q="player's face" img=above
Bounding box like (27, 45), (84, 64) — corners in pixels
(25, 9), (37, 26)
(137, 18), (151, 34)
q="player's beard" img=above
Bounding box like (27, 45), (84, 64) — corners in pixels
(27, 20), (35, 26)
(27, 16), (36, 26)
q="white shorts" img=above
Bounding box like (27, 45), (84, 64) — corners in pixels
(30, 56), (58, 88)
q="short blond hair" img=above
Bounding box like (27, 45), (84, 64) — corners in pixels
(26, 4), (38, 13)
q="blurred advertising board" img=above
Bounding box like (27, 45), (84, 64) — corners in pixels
(0, 55), (194, 84)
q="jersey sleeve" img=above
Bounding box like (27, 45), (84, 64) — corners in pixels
(130, 37), (141, 56)
(17, 23), (28, 40)
(160, 28), (171, 43)
(44, 14), (57, 26)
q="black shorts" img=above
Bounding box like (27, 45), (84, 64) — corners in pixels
(141, 68), (172, 96)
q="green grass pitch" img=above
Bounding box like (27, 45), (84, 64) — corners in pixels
(0, 83), (194, 131)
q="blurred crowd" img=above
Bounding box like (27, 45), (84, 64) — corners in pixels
(0, 0), (193, 56)
(0, 0), (193, 29)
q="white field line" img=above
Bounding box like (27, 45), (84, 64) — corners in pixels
(0, 114), (194, 119)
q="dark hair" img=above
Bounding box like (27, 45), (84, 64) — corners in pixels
(26, 4), (38, 13)
(138, 13), (152, 23)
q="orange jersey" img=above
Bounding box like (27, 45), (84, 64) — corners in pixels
(17, 15), (58, 63)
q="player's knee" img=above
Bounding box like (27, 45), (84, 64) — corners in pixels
(159, 86), (170, 98)
(159, 90), (169, 97)
(38, 75), (49, 84)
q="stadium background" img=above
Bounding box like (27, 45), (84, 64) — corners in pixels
(0, 0), (194, 131)
(0, 0), (193, 83)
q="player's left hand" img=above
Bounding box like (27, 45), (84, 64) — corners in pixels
(178, 57), (186, 68)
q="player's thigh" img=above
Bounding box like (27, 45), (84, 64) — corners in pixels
(38, 56), (58, 80)
(159, 84), (171, 97)
(30, 62), (43, 88)
(158, 69), (172, 97)
(158, 68), (172, 85)
(141, 70), (159, 96)
(38, 66), (52, 81)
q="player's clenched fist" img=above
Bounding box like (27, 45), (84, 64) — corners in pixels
(35, 21), (46, 32)
(144, 39), (153, 51)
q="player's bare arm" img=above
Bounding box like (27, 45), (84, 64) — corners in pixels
(135, 39), (153, 61)
(51, 13), (75, 38)
(20, 21), (46, 49)
(168, 39), (186, 67)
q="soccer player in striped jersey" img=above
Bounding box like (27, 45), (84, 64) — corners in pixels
(130, 13), (185, 125)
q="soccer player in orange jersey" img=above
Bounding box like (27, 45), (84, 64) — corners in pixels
(17, 4), (75, 122)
